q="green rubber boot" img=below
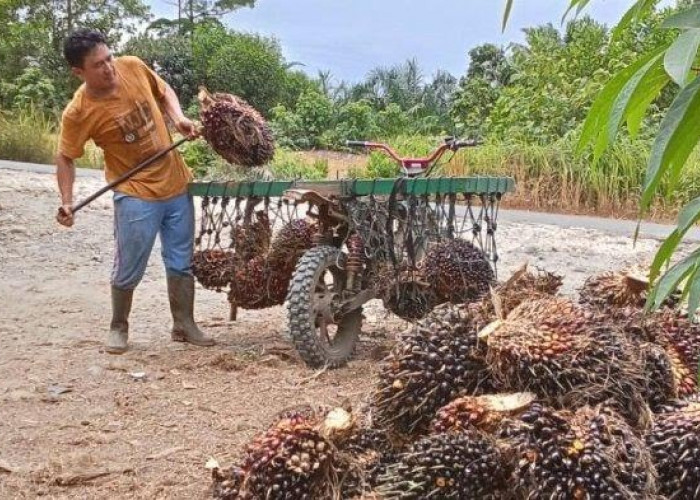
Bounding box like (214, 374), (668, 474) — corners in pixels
(167, 275), (215, 347)
(106, 286), (132, 354)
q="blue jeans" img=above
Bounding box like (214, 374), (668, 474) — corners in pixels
(112, 192), (194, 290)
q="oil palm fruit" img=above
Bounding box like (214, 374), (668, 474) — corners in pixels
(647, 396), (700, 499)
(198, 86), (275, 167)
(422, 239), (494, 304)
(509, 405), (655, 499)
(375, 430), (507, 499)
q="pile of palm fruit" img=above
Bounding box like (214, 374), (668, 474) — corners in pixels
(193, 215), (317, 310)
(210, 264), (700, 499)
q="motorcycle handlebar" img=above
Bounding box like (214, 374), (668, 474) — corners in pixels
(446, 138), (481, 149)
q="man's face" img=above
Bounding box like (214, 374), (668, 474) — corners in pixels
(72, 43), (116, 91)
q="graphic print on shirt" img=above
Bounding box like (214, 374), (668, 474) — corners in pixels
(114, 100), (159, 156)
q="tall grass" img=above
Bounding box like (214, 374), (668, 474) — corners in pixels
(443, 138), (700, 219)
(0, 107), (57, 164)
(0, 107), (104, 168)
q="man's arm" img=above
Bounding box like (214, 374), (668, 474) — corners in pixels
(161, 83), (198, 139)
(55, 152), (76, 227)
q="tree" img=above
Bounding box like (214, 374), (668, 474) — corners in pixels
(149, 0), (254, 36)
(192, 23), (288, 114)
(503, 0), (700, 314)
(0, 0), (150, 106)
(451, 44), (513, 137)
(123, 33), (197, 107)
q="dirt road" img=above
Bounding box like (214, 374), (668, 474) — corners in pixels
(0, 161), (687, 498)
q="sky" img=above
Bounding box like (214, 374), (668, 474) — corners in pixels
(150, 0), (674, 84)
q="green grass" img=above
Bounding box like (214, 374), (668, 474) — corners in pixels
(268, 149), (328, 180)
(442, 137), (700, 218)
(0, 107), (57, 164)
(0, 107), (104, 168)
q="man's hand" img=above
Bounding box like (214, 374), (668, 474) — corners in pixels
(175, 117), (199, 140)
(57, 205), (74, 227)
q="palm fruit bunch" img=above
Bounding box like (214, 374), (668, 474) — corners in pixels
(484, 297), (648, 423)
(382, 279), (437, 321)
(647, 396), (700, 498)
(507, 405), (654, 499)
(578, 269), (683, 341)
(232, 211), (271, 263)
(374, 430), (507, 499)
(212, 420), (332, 499)
(431, 392), (536, 435)
(421, 239), (494, 304)
(192, 249), (238, 291)
(337, 426), (395, 498)
(229, 256), (290, 309)
(444, 263), (563, 334)
(198, 86), (275, 167)
(212, 407), (354, 500)
(579, 270), (651, 311)
(267, 219), (317, 269)
(662, 343), (697, 398)
(229, 219), (316, 310)
(371, 320), (495, 435)
(640, 343), (681, 412)
(643, 308), (700, 378)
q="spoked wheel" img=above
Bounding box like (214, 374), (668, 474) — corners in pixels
(286, 245), (362, 368)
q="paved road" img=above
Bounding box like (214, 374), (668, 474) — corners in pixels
(3, 158), (699, 242)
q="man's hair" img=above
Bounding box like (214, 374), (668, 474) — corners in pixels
(63, 29), (108, 68)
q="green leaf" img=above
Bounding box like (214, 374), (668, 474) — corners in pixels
(562, 0), (584, 23)
(649, 197), (700, 288)
(612, 0), (659, 41)
(662, 3), (700, 29)
(577, 45), (668, 157)
(686, 264), (700, 320)
(678, 196), (700, 234)
(664, 29), (700, 87)
(502, 0), (514, 32)
(646, 248), (700, 311)
(641, 75), (700, 214)
(574, 0), (592, 17)
(648, 228), (682, 286)
(607, 51), (667, 148)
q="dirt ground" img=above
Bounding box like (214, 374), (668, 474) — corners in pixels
(0, 166), (684, 499)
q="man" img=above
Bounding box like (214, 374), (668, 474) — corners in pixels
(55, 29), (214, 353)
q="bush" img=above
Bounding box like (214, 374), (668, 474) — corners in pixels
(324, 99), (380, 147)
(0, 107), (57, 163)
(181, 139), (228, 178)
(197, 26), (287, 114)
(269, 150), (328, 180)
(365, 151), (400, 178)
(270, 90), (334, 149)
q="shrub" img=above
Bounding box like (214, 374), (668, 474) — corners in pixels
(0, 107), (57, 163)
(269, 150), (328, 180)
(181, 139), (227, 178)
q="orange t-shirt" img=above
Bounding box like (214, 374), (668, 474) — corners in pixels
(58, 56), (192, 200)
